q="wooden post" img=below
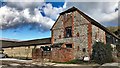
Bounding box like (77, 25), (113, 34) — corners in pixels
(41, 49), (44, 65)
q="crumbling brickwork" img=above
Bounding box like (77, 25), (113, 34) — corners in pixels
(51, 48), (74, 62)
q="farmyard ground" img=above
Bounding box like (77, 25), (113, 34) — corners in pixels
(0, 58), (119, 68)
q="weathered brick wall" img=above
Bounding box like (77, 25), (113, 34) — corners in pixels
(51, 48), (74, 62)
(32, 48), (41, 61)
(32, 48), (52, 62)
(32, 47), (74, 62)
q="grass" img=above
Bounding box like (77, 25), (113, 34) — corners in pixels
(7, 56), (32, 60)
(52, 59), (96, 64)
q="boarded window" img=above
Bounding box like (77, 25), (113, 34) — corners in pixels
(66, 44), (72, 48)
(65, 26), (72, 38)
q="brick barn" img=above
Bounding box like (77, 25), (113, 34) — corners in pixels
(50, 7), (119, 62)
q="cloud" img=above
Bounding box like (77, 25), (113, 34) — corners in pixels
(65, 0), (119, 2)
(6, 1), (44, 10)
(42, 3), (65, 20)
(0, 5), (55, 30)
(1, 1), (118, 32)
(0, 0), (68, 31)
(0, 1), (68, 31)
(65, 2), (118, 26)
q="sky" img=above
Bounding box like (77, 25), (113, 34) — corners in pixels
(0, 0), (119, 41)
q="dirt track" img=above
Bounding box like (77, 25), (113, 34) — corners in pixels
(1, 60), (99, 68)
(0, 58), (119, 68)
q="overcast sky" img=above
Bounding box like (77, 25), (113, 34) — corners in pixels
(0, 0), (119, 40)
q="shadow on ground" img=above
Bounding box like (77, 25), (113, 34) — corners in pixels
(1, 65), (119, 68)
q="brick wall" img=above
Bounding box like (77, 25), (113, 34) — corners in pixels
(32, 47), (74, 62)
(32, 48), (51, 62)
(51, 48), (74, 62)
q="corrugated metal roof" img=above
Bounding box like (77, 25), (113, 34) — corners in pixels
(1, 38), (51, 48)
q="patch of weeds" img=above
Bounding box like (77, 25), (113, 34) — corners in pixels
(52, 59), (95, 64)
(7, 57), (32, 60)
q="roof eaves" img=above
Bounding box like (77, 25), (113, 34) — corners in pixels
(75, 8), (120, 40)
(60, 6), (77, 15)
(50, 15), (61, 30)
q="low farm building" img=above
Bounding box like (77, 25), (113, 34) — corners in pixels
(1, 7), (120, 62)
(1, 38), (51, 59)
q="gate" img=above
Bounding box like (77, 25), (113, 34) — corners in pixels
(32, 48), (51, 63)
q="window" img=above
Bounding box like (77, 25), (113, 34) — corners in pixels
(41, 46), (51, 51)
(59, 35), (61, 39)
(77, 46), (80, 51)
(54, 39), (56, 41)
(82, 48), (86, 52)
(76, 32), (79, 37)
(66, 44), (72, 48)
(65, 26), (72, 38)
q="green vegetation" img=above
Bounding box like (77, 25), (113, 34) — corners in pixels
(52, 59), (95, 64)
(91, 42), (113, 65)
(107, 26), (120, 32)
(53, 42), (114, 65)
(62, 59), (83, 64)
(116, 45), (120, 58)
(116, 45), (120, 53)
(8, 56), (32, 60)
